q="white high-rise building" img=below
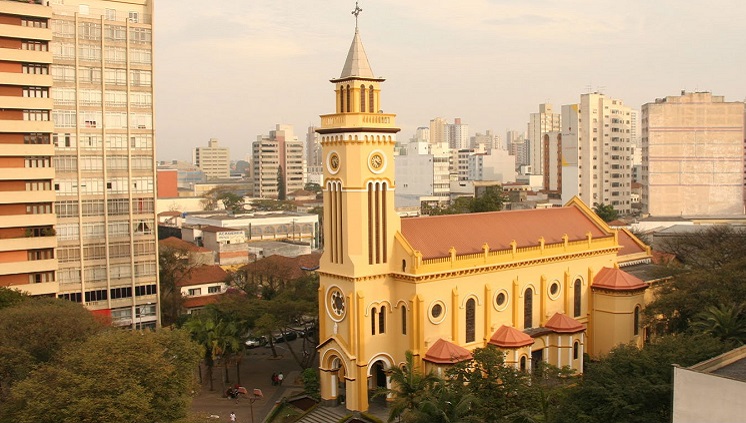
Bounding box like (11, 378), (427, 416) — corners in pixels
(446, 117), (469, 150)
(468, 150), (517, 183)
(561, 93), (633, 215)
(50, 0), (158, 328)
(528, 103), (561, 176)
(642, 92), (746, 217)
(193, 138), (230, 180)
(252, 124), (305, 199)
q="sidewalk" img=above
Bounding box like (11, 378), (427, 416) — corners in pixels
(190, 343), (307, 423)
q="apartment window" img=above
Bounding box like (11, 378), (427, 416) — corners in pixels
(105, 8), (116, 20)
(83, 243), (106, 260)
(105, 91), (127, 108)
(110, 264), (131, 279)
(129, 28), (151, 44)
(207, 286), (221, 294)
(56, 224), (79, 241)
(132, 198), (154, 214)
(55, 201), (79, 218)
(78, 67), (101, 83)
(107, 198), (130, 215)
(79, 22), (101, 40)
(50, 42), (74, 60)
(105, 112), (128, 129)
(85, 266), (107, 282)
(129, 70), (152, 87)
(79, 4), (90, 15)
(57, 268), (81, 284)
(26, 203), (52, 214)
(52, 88), (76, 105)
(104, 68), (126, 85)
(25, 133), (50, 145)
(28, 249), (54, 261)
(131, 135), (152, 149)
(131, 156), (153, 170)
(85, 289), (108, 303)
(129, 113), (152, 129)
(110, 287), (133, 300)
(23, 63), (49, 75)
(104, 25), (126, 41)
(23, 87), (49, 98)
(58, 292), (82, 303)
(53, 111), (77, 128)
(23, 110), (49, 121)
(25, 156), (51, 168)
(188, 288), (201, 296)
(80, 135), (102, 149)
(22, 40), (48, 51)
(133, 240), (155, 256)
(130, 49), (152, 65)
(135, 284), (157, 296)
(81, 222), (105, 239)
(109, 242), (131, 258)
(131, 176), (153, 193)
(81, 200), (104, 216)
(51, 65), (75, 81)
(78, 44), (101, 62)
(26, 181), (51, 191)
(56, 247), (81, 263)
(128, 11), (139, 23)
(106, 156), (128, 170)
(79, 156), (103, 171)
(52, 19), (75, 37)
(22, 17), (48, 28)
(133, 220), (153, 236)
(78, 89), (102, 106)
(105, 46), (126, 63)
(134, 261), (156, 277)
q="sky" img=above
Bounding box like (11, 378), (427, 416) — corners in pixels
(154, 0), (746, 162)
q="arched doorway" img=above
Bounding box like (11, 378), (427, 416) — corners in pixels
(331, 357), (347, 404)
(367, 359), (391, 406)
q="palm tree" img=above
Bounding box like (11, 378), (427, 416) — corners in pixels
(417, 383), (482, 423)
(376, 351), (442, 423)
(184, 315), (218, 391)
(691, 303), (746, 344)
(211, 319), (241, 391)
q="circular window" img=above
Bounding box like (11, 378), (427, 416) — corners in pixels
(327, 287), (346, 322)
(494, 290), (509, 311)
(548, 281), (561, 300)
(428, 300), (447, 324)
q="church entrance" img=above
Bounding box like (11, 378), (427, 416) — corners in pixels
(368, 360), (389, 406)
(531, 349), (544, 373)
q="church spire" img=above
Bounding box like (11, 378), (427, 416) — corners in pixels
(336, 1), (378, 80)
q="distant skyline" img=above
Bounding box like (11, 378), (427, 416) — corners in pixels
(154, 0), (746, 161)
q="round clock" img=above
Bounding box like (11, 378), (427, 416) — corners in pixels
(368, 151), (386, 173)
(327, 152), (340, 174)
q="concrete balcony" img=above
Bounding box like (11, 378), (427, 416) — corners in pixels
(16, 280), (59, 296)
(0, 2), (52, 19)
(0, 212), (55, 228)
(0, 72), (52, 87)
(0, 167), (54, 181)
(0, 258), (57, 277)
(0, 23), (52, 41)
(0, 48), (52, 64)
(0, 95), (52, 110)
(0, 119), (53, 133)
(0, 235), (56, 253)
(0, 143), (53, 157)
(0, 190), (55, 205)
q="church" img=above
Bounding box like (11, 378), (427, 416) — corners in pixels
(315, 14), (653, 412)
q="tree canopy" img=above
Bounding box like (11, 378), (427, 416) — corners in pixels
(592, 203), (619, 222)
(423, 186), (507, 216)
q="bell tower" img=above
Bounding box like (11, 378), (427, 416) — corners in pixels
(317, 7), (401, 278)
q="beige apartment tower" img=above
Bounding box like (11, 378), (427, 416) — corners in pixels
(251, 124), (305, 199)
(0, 1), (57, 296)
(527, 103), (561, 180)
(50, 0), (158, 328)
(193, 137), (230, 180)
(641, 92), (746, 217)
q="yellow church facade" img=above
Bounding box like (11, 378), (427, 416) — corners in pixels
(316, 23), (652, 413)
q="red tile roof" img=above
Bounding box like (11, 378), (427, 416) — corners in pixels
(544, 313), (585, 333)
(401, 205), (609, 259)
(159, 236), (211, 253)
(617, 229), (648, 257)
(158, 211), (182, 217)
(183, 294), (221, 309)
(593, 267), (647, 291)
(488, 325), (535, 348)
(423, 338), (473, 364)
(176, 265), (228, 287)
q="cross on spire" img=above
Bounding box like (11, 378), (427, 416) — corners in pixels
(352, 1), (362, 28)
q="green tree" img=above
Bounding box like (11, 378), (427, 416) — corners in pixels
(304, 182), (322, 194)
(0, 287), (27, 310)
(4, 329), (200, 423)
(470, 186), (507, 213)
(555, 334), (730, 423)
(416, 383), (482, 423)
(159, 245), (197, 327)
(592, 203), (619, 222)
(691, 303), (746, 344)
(377, 351), (441, 423)
(217, 191), (245, 214)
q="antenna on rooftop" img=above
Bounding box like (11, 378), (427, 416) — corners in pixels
(596, 85), (606, 94)
(584, 84), (593, 94)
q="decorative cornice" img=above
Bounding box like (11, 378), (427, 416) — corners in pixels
(317, 127), (401, 134)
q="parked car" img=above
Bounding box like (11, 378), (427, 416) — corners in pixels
(244, 336), (267, 349)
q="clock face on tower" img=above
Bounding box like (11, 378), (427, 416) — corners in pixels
(368, 151), (386, 173)
(327, 152), (340, 174)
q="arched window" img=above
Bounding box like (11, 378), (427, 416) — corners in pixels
(379, 305), (386, 334)
(524, 288), (533, 329)
(360, 84), (366, 112)
(574, 279), (582, 317)
(339, 86), (344, 112)
(369, 85), (375, 112)
(520, 356), (527, 372)
(371, 307), (377, 335)
(401, 307), (406, 335)
(346, 84), (351, 112)
(573, 341), (579, 360)
(465, 298), (476, 343)
(634, 306), (640, 336)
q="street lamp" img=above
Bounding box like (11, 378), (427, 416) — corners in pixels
(248, 388), (263, 423)
(137, 302), (152, 331)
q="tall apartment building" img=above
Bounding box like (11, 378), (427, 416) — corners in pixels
(641, 91), (746, 216)
(305, 125), (322, 168)
(507, 130), (529, 168)
(0, 1), (57, 296)
(527, 103), (561, 176)
(561, 93), (633, 215)
(471, 129), (499, 151)
(446, 117), (469, 150)
(251, 124), (305, 199)
(193, 138), (229, 180)
(429, 117), (447, 147)
(50, 0), (158, 328)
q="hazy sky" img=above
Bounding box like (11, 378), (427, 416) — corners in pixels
(154, 0), (746, 161)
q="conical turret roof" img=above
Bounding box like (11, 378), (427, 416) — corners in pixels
(334, 28), (382, 81)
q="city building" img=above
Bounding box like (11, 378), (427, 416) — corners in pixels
(251, 124), (305, 199)
(507, 130), (529, 167)
(561, 93), (634, 215)
(429, 117), (447, 148)
(306, 125), (322, 169)
(467, 150), (517, 183)
(641, 91), (746, 217)
(50, 0), (158, 328)
(471, 129), (499, 151)
(314, 22), (653, 412)
(193, 138), (230, 180)
(157, 160), (206, 190)
(528, 103), (561, 175)
(0, 1), (57, 296)
(446, 117), (469, 150)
